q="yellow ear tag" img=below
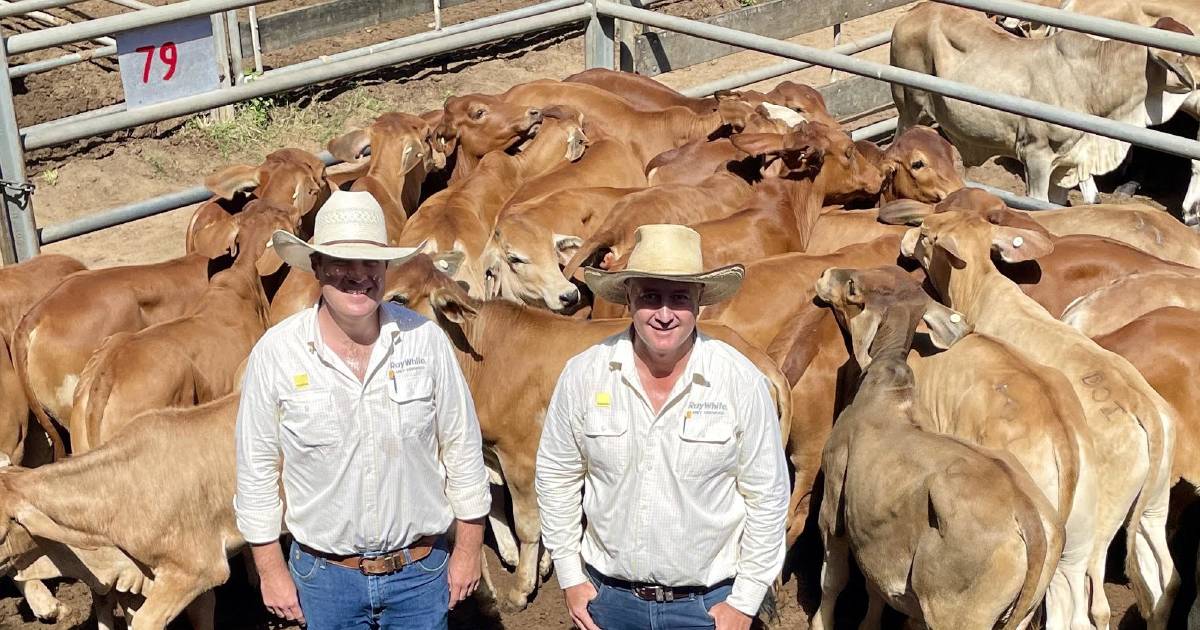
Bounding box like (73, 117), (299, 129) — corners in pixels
(293, 373), (310, 390)
(595, 392), (611, 408)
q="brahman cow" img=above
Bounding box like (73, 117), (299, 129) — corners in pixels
(892, 2), (1196, 204)
(902, 193), (1180, 628)
(812, 265), (1060, 630)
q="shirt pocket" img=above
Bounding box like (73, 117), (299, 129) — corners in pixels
(581, 407), (629, 476)
(389, 373), (437, 438)
(279, 389), (339, 449)
(677, 416), (737, 480)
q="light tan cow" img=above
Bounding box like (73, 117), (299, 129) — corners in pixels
(902, 196), (1180, 628)
(812, 266), (1060, 630)
(0, 394), (242, 629)
(892, 2), (1196, 204)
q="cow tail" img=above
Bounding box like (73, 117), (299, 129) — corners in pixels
(1124, 404), (1167, 618)
(1003, 464), (1052, 630)
(10, 318), (65, 460)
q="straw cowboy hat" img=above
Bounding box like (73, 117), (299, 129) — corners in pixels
(271, 190), (424, 273)
(584, 224), (744, 306)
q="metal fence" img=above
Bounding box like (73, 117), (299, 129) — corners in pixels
(2, 0), (1199, 263)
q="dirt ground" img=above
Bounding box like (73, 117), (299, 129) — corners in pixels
(1, 0), (1195, 626)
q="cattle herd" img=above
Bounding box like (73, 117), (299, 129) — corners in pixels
(4, 1), (1200, 628)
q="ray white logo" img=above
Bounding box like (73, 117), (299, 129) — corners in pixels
(390, 358), (427, 370)
(685, 401), (728, 418)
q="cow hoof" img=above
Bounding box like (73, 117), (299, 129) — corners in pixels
(30, 602), (70, 622)
(499, 592), (530, 613)
(1113, 181), (1141, 197)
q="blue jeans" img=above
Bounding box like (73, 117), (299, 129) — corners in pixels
(288, 539), (450, 629)
(584, 566), (733, 630)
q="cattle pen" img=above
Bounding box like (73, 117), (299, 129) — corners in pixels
(0, 0), (1199, 266)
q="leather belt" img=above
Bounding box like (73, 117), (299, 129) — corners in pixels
(299, 536), (438, 576)
(587, 565), (734, 603)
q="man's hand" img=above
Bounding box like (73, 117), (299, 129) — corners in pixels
(709, 602), (751, 630)
(250, 543), (305, 624)
(448, 518), (485, 609)
(564, 581), (602, 630)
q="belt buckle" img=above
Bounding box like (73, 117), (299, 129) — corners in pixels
(636, 585), (673, 603)
(358, 554), (401, 576)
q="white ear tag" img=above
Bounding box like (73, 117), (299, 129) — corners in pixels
(949, 313), (963, 323)
(436, 259), (449, 271)
(1012, 236), (1024, 248)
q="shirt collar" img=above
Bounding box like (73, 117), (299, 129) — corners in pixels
(607, 327), (712, 389)
(303, 302), (404, 363)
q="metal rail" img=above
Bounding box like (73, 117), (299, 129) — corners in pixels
(682, 29), (890, 98)
(0, 0), (87, 18)
(8, 44), (115, 78)
(20, 3), (592, 150)
(7, 0), (264, 55)
(936, 0), (1200, 56)
(596, 0), (1200, 163)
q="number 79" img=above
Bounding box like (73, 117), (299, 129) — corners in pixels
(135, 42), (178, 83)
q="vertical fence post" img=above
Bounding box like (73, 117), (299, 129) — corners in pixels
(616, 0), (640, 72)
(226, 9), (243, 84)
(210, 13), (234, 121)
(585, 0), (615, 70)
(0, 36), (38, 263)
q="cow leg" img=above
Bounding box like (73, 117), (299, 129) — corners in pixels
(1077, 177), (1099, 205)
(130, 563), (229, 630)
(858, 585), (885, 630)
(1023, 156), (1054, 203)
(1088, 553), (1112, 630)
(489, 483), (519, 567)
(14, 577), (68, 621)
(810, 534), (849, 630)
(538, 546), (552, 580)
(1182, 159), (1200, 227)
(183, 590), (216, 630)
(1128, 479), (1179, 630)
(500, 464), (542, 612)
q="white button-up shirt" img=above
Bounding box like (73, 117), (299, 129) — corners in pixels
(535, 331), (788, 616)
(234, 303), (490, 555)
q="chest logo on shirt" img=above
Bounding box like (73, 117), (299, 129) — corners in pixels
(594, 392), (611, 408)
(293, 373), (310, 390)
(686, 401), (728, 418)
(390, 358), (427, 371)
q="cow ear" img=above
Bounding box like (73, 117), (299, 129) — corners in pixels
(328, 129), (371, 162)
(431, 286), (480, 324)
(900, 227), (922, 259)
(400, 140), (425, 174)
(935, 233), (965, 262)
(921, 300), (971, 349)
(847, 306), (884, 369)
(718, 100), (755, 132)
(205, 164), (261, 200)
(565, 126), (589, 162)
(878, 199), (936, 226)
(189, 204), (240, 258)
(256, 241), (285, 276)
(729, 133), (786, 158)
(554, 233), (583, 267)
(432, 250), (465, 277)
(991, 226), (1053, 263)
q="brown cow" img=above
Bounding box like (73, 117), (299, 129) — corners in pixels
(187, 148), (329, 252)
(327, 112), (439, 241)
(437, 95), (542, 179)
(13, 256), (216, 459)
(500, 122), (647, 210)
(563, 68), (718, 113)
(483, 187), (641, 311)
(1061, 271), (1200, 338)
(879, 125), (965, 204)
(67, 201), (285, 453)
(399, 112), (589, 296)
(451, 80), (724, 167)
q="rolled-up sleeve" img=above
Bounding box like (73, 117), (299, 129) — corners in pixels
(234, 344), (284, 545)
(535, 368), (588, 590)
(726, 374), (789, 616)
(431, 328), (490, 521)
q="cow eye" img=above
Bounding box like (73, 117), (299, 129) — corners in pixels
(390, 294), (409, 306)
(507, 254), (525, 265)
(911, 159), (925, 170)
(470, 108), (486, 120)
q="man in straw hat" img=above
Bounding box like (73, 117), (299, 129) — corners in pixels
(234, 190), (490, 628)
(535, 224), (789, 630)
